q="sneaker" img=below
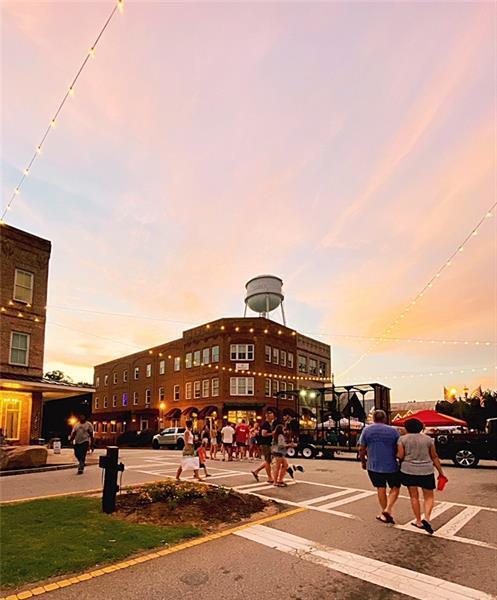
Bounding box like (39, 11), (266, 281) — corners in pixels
(286, 467), (295, 479)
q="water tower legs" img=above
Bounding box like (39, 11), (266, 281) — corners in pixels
(280, 301), (287, 326)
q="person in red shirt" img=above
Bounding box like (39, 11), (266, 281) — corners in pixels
(235, 419), (250, 460)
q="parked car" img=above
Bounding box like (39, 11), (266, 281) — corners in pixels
(434, 418), (497, 468)
(116, 429), (154, 448)
(152, 427), (186, 450)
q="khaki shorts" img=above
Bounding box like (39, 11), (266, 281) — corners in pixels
(260, 444), (272, 463)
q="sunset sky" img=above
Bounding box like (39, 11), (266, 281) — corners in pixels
(1, 1), (496, 402)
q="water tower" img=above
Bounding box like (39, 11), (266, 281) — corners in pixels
(244, 275), (286, 325)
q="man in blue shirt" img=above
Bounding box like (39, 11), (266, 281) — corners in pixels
(359, 409), (400, 524)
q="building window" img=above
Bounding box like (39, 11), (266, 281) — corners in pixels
(193, 350), (201, 367)
(174, 357), (181, 371)
(265, 345), (271, 362)
(309, 358), (318, 375)
(265, 379), (271, 397)
(159, 387), (165, 401)
(230, 344), (254, 361)
(174, 385), (180, 401)
(159, 360), (165, 375)
(202, 348), (210, 365)
(146, 364), (152, 377)
(103, 396), (108, 408)
(9, 332), (29, 366)
(94, 397), (99, 410)
(102, 422), (108, 433)
(140, 419), (148, 431)
(122, 393), (128, 406)
(110, 422), (117, 434)
(112, 394), (117, 407)
(185, 382), (192, 400)
(202, 379), (209, 398)
(230, 377), (254, 396)
(280, 350), (287, 367)
(134, 367), (140, 380)
(298, 355), (307, 373)
(211, 378), (219, 397)
(280, 381), (287, 398)
(272, 380), (279, 397)
(212, 346), (220, 363)
(288, 382), (294, 392)
(185, 352), (192, 369)
(113, 372), (117, 384)
(145, 389), (151, 405)
(288, 353), (294, 369)
(14, 269), (34, 304)
(272, 348), (279, 365)
(133, 392), (139, 405)
(319, 361), (327, 377)
(123, 370), (128, 382)
(194, 381), (201, 399)
(104, 375), (108, 386)
(96, 376), (100, 387)
(94, 422), (99, 433)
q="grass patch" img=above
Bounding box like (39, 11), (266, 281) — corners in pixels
(1, 496), (200, 590)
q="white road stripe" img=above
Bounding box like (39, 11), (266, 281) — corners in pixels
(205, 472), (249, 481)
(235, 525), (495, 600)
(234, 481), (274, 490)
(396, 501), (452, 531)
(319, 490), (374, 510)
(251, 493), (358, 520)
(300, 489), (356, 506)
(435, 506), (481, 537)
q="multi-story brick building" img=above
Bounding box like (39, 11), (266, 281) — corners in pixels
(92, 317), (331, 442)
(0, 223), (92, 445)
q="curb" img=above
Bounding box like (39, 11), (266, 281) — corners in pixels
(1, 506), (306, 600)
(0, 461), (100, 478)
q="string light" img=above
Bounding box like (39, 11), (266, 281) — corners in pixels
(1, 1), (123, 222)
(338, 200), (497, 378)
(361, 365), (496, 382)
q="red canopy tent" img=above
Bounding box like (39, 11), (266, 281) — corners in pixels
(392, 409), (467, 427)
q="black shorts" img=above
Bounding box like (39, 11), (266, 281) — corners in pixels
(223, 442), (232, 447)
(401, 472), (436, 490)
(236, 441), (246, 447)
(368, 470), (401, 489)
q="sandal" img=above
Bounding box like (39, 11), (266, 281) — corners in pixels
(382, 511), (395, 524)
(376, 515), (389, 523)
(251, 471), (259, 482)
(411, 522), (424, 529)
(421, 520), (434, 534)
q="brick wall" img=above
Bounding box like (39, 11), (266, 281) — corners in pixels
(0, 224), (51, 378)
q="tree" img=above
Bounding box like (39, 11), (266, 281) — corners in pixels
(44, 370), (73, 384)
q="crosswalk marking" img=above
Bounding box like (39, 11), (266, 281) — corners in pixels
(435, 506), (481, 537)
(319, 490), (374, 510)
(235, 525), (495, 600)
(396, 501), (452, 531)
(300, 489), (356, 506)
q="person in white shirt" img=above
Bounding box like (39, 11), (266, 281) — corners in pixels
(221, 422), (235, 462)
(69, 414), (93, 474)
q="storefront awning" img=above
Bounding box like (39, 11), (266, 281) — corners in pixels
(182, 406), (199, 417)
(0, 376), (94, 400)
(165, 408), (181, 419)
(197, 405), (218, 419)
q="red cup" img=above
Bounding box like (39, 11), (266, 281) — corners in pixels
(437, 474), (448, 491)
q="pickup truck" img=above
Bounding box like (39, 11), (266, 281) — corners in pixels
(434, 418), (497, 467)
(152, 427), (186, 450)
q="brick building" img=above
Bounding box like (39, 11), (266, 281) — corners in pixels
(0, 224), (92, 445)
(92, 317), (331, 443)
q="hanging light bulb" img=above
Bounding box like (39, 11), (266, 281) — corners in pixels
(68, 87), (75, 97)
(117, 0), (124, 13)
(23, 168), (29, 176)
(89, 47), (96, 58)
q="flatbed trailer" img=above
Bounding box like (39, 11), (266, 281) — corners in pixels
(275, 383), (391, 459)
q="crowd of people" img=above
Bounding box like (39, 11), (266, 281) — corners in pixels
(68, 407), (448, 534)
(176, 409), (303, 486)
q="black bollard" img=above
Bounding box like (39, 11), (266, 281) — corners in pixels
(99, 446), (125, 514)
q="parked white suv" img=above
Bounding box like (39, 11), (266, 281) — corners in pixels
(152, 427), (186, 450)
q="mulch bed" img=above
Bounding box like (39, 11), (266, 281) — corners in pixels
(115, 481), (279, 531)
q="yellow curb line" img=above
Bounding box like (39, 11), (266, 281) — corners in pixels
(6, 507), (306, 599)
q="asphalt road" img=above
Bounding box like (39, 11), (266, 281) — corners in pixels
(2, 449), (496, 600)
